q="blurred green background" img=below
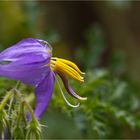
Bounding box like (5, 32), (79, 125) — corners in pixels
(1, 1), (140, 139)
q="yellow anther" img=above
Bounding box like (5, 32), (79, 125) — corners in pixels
(56, 62), (84, 83)
(56, 60), (83, 79)
(51, 57), (85, 75)
(50, 57), (85, 83)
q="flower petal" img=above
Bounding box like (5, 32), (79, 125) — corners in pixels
(0, 38), (51, 62)
(0, 61), (50, 86)
(34, 71), (54, 119)
(0, 38), (51, 86)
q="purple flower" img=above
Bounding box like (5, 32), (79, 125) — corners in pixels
(0, 38), (87, 119)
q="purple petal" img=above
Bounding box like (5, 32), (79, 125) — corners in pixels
(0, 61), (50, 86)
(0, 38), (51, 62)
(34, 71), (54, 119)
(58, 73), (87, 100)
(0, 38), (51, 86)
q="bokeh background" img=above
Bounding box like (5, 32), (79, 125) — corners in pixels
(1, 1), (140, 139)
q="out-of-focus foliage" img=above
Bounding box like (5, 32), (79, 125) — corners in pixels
(0, 88), (41, 139)
(77, 25), (106, 70)
(50, 69), (140, 138)
(0, 1), (140, 139)
(46, 25), (140, 138)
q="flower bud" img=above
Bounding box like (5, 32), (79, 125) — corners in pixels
(12, 126), (24, 139)
(26, 119), (41, 139)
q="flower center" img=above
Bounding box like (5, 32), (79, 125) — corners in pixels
(50, 57), (85, 83)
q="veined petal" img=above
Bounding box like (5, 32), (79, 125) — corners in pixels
(0, 38), (51, 86)
(0, 38), (51, 62)
(34, 71), (54, 119)
(0, 58), (50, 86)
(10, 53), (50, 65)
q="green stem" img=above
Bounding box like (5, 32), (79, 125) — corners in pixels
(21, 103), (27, 126)
(15, 81), (21, 89)
(1, 129), (4, 140)
(16, 103), (23, 126)
(22, 100), (36, 121)
(8, 96), (14, 116)
(0, 88), (22, 111)
(4, 111), (11, 138)
(0, 90), (13, 111)
(11, 89), (36, 122)
(13, 89), (35, 122)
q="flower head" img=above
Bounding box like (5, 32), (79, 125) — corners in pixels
(0, 38), (87, 119)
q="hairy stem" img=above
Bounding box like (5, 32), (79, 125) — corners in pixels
(22, 100), (36, 121)
(0, 90), (13, 111)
